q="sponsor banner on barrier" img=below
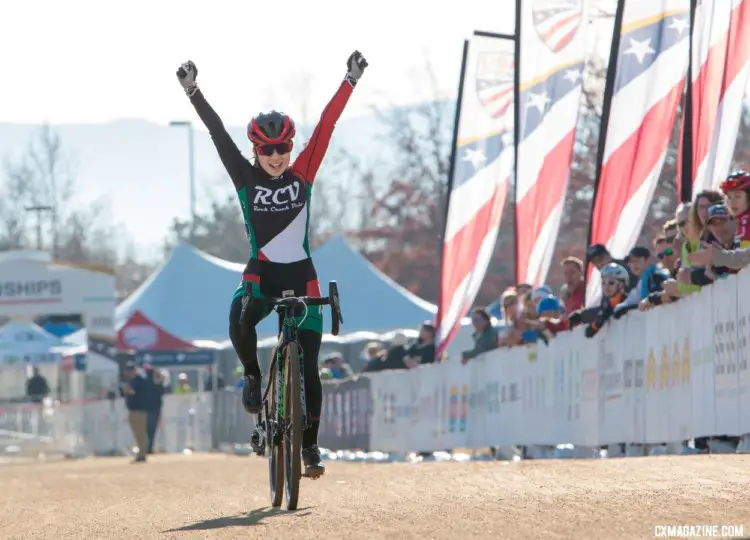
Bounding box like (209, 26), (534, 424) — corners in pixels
(319, 376), (372, 451)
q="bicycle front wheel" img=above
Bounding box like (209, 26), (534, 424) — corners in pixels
(283, 342), (303, 511)
(267, 358), (284, 508)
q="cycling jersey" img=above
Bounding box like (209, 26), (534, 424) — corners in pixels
(189, 80), (353, 274)
(735, 209), (750, 248)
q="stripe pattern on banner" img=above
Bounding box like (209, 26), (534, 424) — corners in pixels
(683, 0), (750, 194)
(515, 0), (588, 287)
(436, 35), (515, 356)
(586, 1), (690, 307)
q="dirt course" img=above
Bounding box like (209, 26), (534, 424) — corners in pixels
(2, 453), (750, 539)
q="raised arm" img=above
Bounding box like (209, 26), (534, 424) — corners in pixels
(176, 61), (246, 189)
(291, 51), (368, 184)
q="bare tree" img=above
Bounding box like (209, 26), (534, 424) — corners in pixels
(0, 125), (117, 265)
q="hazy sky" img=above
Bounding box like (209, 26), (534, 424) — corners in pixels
(2, 0), (515, 126)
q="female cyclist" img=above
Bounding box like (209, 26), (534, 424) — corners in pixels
(176, 51), (368, 476)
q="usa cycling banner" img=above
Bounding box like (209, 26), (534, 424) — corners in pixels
(680, 0), (750, 195)
(436, 32), (515, 357)
(514, 0), (588, 287)
(586, 0), (690, 307)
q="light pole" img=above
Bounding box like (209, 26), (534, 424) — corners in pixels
(25, 205), (53, 251)
(170, 120), (196, 241)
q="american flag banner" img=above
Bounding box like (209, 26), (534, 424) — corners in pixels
(515, 0), (589, 287)
(586, 0), (690, 307)
(680, 0), (750, 196)
(435, 34), (515, 356)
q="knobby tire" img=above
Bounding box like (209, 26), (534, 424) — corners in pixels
(267, 355), (284, 508)
(284, 342), (303, 510)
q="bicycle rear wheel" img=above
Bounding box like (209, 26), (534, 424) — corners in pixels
(267, 358), (284, 508)
(283, 342), (303, 511)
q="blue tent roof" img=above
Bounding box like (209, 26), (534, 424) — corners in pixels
(116, 236), (436, 341)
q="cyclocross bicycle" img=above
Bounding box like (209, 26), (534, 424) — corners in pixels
(249, 281), (343, 510)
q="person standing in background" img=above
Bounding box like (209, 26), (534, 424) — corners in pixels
(145, 368), (166, 454)
(175, 373), (192, 395)
(121, 361), (150, 463)
(26, 367), (50, 403)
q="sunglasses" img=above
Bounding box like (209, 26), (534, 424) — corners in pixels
(602, 279), (619, 286)
(256, 142), (293, 156)
(657, 248), (674, 260)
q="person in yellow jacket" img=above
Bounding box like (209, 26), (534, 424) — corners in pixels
(174, 372), (192, 395)
(676, 202), (702, 297)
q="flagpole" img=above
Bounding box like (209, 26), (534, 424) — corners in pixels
(582, 0), (626, 305)
(512, 0), (522, 286)
(435, 39), (470, 350)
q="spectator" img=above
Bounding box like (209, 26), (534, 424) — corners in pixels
(676, 202), (703, 297)
(404, 323), (437, 368)
(518, 292), (542, 344)
(498, 289), (523, 347)
(620, 246), (671, 311)
(461, 308), (499, 364)
(687, 241), (750, 270)
(174, 372), (192, 395)
(559, 256), (584, 314)
(321, 353), (353, 379)
(121, 361), (150, 463)
(654, 235), (679, 277)
(145, 368), (166, 454)
(691, 189), (724, 242)
(528, 296), (569, 338)
(662, 219), (679, 243)
(584, 263), (632, 338)
(719, 170), (750, 248)
(586, 243), (637, 292)
(682, 203), (740, 287)
(26, 367), (49, 403)
(364, 334), (409, 372)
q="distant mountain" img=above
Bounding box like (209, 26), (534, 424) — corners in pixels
(1, 102), (454, 257)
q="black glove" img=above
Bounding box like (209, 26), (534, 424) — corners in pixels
(345, 50), (368, 87)
(568, 310), (583, 325)
(176, 61), (199, 97)
(584, 325), (597, 339)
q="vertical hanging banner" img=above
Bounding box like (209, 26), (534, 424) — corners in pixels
(682, 0), (750, 195)
(515, 0), (588, 287)
(436, 33), (515, 357)
(586, 0), (690, 307)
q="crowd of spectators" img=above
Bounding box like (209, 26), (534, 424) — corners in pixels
(310, 171), (750, 452)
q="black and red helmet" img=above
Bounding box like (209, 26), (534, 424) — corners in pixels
(247, 111), (296, 145)
(720, 170), (750, 193)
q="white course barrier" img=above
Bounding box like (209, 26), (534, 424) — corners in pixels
(0, 393), (214, 458)
(367, 269), (750, 452)
(6, 269), (749, 458)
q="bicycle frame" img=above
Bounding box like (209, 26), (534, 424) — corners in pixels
(272, 304), (309, 433)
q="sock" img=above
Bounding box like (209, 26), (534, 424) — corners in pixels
(302, 420), (319, 448)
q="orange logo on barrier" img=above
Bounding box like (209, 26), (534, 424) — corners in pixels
(672, 343), (680, 386)
(660, 345), (669, 388)
(682, 338), (691, 383)
(647, 348), (657, 388)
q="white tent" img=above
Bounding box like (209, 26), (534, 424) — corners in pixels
(116, 236), (437, 341)
(0, 321), (65, 365)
